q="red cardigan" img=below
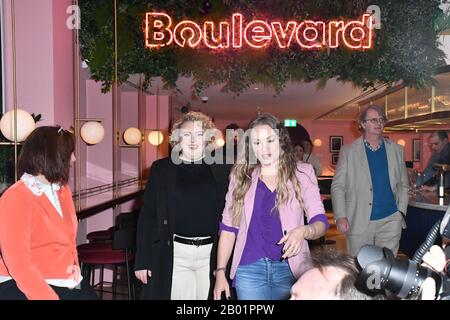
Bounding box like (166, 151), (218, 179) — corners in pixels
(0, 181), (79, 300)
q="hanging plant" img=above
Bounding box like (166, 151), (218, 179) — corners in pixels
(79, 0), (449, 95)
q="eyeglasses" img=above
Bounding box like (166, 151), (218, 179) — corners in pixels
(363, 117), (386, 125)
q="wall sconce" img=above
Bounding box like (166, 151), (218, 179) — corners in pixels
(123, 127), (143, 146)
(148, 130), (164, 146)
(397, 139), (406, 147)
(79, 120), (105, 145)
(313, 139), (323, 148)
(0, 109), (36, 142)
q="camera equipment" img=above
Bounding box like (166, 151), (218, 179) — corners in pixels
(355, 206), (450, 299)
(413, 204), (450, 263)
(356, 245), (445, 299)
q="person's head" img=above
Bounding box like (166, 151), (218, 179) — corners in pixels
(301, 138), (313, 154)
(290, 250), (384, 300)
(170, 111), (216, 161)
(294, 145), (305, 161)
(18, 126), (75, 185)
(430, 130), (448, 153)
(358, 105), (387, 136)
(225, 123), (241, 144)
(230, 113), (303, 225)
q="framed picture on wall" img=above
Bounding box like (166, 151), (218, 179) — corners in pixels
(413, 139), (421, 162)
(331, 153), (339, 165)
(330, 136), (343, 153)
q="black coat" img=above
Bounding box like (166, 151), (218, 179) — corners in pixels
(135, 157), (231, 300)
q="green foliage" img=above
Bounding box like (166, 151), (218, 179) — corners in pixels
(79, 0), (449, 95)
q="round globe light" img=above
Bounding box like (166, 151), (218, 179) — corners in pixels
(313, 139), (323, 148)
(80, 121), (105, 145)
(148, 131), (164, 146)
(397, 139), (406, 147)
(0, 109), (36, 142)
(123, 127), (142, 145)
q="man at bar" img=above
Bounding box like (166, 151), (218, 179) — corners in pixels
(331, 105), (409, 257)
(416, 130), (450, 190)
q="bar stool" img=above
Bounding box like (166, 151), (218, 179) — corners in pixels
(86, 226), (116, 243)
(85, 210), (139, 243)
(78, 212), (138, 299)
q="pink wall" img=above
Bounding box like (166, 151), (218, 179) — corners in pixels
(142, 95), (170, 179)
(84, 81), (114, 235)
(3, 0), (74, 125)
(120, 91), (139, 180)
(53, 0), (75, 129)
(301, 120), (358, 175)
(86, 80), (113, 186)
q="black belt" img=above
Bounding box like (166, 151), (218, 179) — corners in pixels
(173, 236), (213, 246)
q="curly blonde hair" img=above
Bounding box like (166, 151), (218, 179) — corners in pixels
(169, 111), (216, 148)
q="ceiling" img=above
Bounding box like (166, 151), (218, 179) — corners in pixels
(124, 75), (384, 122)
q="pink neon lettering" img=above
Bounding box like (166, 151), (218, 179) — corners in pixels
(244, 20), (272, 48)
(173, 21), (202, 47)
(145, 13), (374, 50)
(204, 22), (230, 49)
(342, 14), (373, 49)
(271, 22), (297, 48)
(296, 21), (325, 49)
(146, 12), (173, 48)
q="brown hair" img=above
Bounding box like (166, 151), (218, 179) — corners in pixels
(18, 126), (75, 185)
(230, 113), (303, 225)
(358, 105), (387, 131)
(311, 249), (385, 300)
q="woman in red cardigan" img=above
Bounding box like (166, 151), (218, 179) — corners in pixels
(0, 126), (97, 300)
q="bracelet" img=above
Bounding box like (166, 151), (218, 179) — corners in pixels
(305, 225), (314, 240)
(213, 267), (226, 277)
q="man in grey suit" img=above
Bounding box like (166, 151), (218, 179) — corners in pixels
(331, 105), (409, 257)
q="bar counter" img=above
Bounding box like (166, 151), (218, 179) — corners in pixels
(399, 190), (448, 258)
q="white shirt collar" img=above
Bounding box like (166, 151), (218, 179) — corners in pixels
(21, 173), (61, 196)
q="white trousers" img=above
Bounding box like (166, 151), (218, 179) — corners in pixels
(171, 237), (213, 300)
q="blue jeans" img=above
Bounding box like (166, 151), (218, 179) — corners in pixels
(235, 258), (296, 300)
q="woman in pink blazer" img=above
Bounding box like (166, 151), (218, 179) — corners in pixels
(213, 114), (329, 300)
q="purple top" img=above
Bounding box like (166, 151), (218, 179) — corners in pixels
(220, 179), (330, 266)
(242, 179), (284, 264)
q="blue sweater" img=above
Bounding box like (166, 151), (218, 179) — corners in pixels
(365, 141), (398, 220)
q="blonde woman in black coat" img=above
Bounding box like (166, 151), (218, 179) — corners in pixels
(135, 112), (231, 300)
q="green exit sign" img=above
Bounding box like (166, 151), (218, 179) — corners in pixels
(284, 119), (297, 127)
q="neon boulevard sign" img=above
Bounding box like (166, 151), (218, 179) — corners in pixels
(145, 13), (374, 50)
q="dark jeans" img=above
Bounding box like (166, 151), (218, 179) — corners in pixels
(0, 279), (99, 300)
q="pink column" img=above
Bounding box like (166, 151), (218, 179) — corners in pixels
(120, 91), (139, 180)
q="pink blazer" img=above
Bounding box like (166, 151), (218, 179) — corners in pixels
(222, 162), (325, 280)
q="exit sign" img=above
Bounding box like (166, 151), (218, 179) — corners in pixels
(284, 119), (297, 127)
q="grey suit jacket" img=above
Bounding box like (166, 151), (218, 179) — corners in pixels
(331, 137), (409, 235)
